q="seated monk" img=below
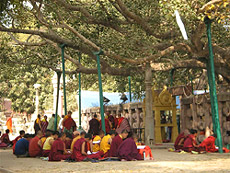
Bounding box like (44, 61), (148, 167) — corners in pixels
(71, 133), (104, 161)
(70, 131), (85, 152)
(92, 130), (105, 153)
(15, 134), (32, 157)
(183, 129), (199, 152)
(12, 130), (25, 154)
(0, 129), (11, 146)
(109, 129), (128, 157)
(64, 133), (73, 149)
(49, 132), (71, 161)
(199, 134), (218, 152)
(174, 130), (189, 150)
(117, 133), (143, 161)
(116, 114), (131, 134)
(29, 131), (43, 157)
(100, 130), (116, 157)
(42, 131), (59, 157)
(62, 111), (77, 134)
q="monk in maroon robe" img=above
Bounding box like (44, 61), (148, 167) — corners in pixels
(49, 133), (71, 161)
(29, 131), (43, 157)
(0, 129), (11, 145)
(116, 117), (131, 134)
(110, 129), (128, 157)
(183, 129), (199, 152)
(117, 134), (142, 161)
(174, 130), (189, 150)
(100, 118), (111, 134)
(199, 134), (218, 152)
(62, 111), (77, 133)
(89, 114), (100, 135)
(71, 133), (104, 161)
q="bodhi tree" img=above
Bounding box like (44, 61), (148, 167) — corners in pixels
(0, 0), (229, 144)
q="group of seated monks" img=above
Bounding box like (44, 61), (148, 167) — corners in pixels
(3, 127), (153, 161)
(174, 129), (229, 153)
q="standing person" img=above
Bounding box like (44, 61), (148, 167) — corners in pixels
(110, 130), (129, 157)
(71, 133), (104, 161)
(100, 130), (116, 157)
(58, 115), (65, 133)
(6, 115), (13, 134)
(34, 114), (41, 135)
(100, 113), (111, 134)
(117, 134), (143, 161)
(29, 131), (43, 157)
(14, 134), (32, 157)
(47, 114), (55, 131)
(62, 111), (76, 134)
(116, 113), (131, 134)
(89, 114), (100, 136)
(48, 133), (71, 161)
(41, 115), (49, 135)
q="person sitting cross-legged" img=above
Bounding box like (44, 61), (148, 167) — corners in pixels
(117, 133), (143, 161)
(14, 134), (32, 157)
(109, 129), (128, 157)
(92, 130), (105, 153)
(71, 133), (104, 161)
(49, 132), (71, 161)
(42, 131), (59, 157)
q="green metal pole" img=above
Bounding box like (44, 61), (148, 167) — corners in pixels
(205, 17), (223, 153)
(78, 53), (82, 129)
(60, 44), (67, 116)
(128, 76), (132, 102)
(206, 61), (216, 134)
(94, 50), (106, 134)
(55, 71), (61, 131)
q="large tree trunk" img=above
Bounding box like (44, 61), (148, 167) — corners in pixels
(144, 63), (154, 145)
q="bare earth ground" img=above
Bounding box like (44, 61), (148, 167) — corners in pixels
(0, 148), (230, 173)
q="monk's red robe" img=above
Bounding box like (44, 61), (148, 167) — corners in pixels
(117, 138), (142, 161)
(100, 118), (111, 134)
(114, 118), (118, 129)
(174, 132), (186, 150)
(183, 134), (199, 152)
(199, 136), (218, 152)
(71, 138), (103, 161)
(116, 118), (131, 134)
(29, 136), (42, 157)
(138, 146), (154, 160)
(110, 135), (123, 157)
(64, 139), (72, 149)
(63, 117), (76, 131)
(49, 138), (70, 161)
(0, 133), (11, 144)
(41, 120), (48, 134)
(117, 117), (124, 127)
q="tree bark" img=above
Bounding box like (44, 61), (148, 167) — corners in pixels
(144, 63), (154, 145)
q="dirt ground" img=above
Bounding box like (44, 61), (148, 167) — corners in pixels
(0, 148), (230, 173)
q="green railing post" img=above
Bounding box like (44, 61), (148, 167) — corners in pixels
(128, 76), (132, 102)
(205, 17), (223, 153)
(94, 50), (106, 134)
(55, 71), (61, 131)
(78, 53), (82, 129)
(60, 44), (67, 116)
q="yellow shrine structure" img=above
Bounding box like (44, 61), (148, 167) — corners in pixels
(143, 86), (178, 144)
